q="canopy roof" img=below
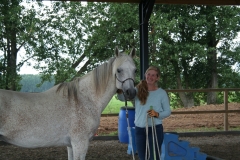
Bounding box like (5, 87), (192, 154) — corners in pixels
(74, 0), (240, 5)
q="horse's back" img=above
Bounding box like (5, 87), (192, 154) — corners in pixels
(0, 86), (62, 108)
(0, 88), (73, 147)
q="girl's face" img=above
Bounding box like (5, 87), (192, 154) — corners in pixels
(145, 69), (159, 85)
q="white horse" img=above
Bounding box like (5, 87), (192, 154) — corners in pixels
(0, 47), (136, 160)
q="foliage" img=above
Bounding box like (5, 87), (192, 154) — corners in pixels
(23, 2), (140, 85)
(20, 74), (54, 92)
(1, 2), (240, 108)
(149, 5), (240, 107)
(168, 93), (183, 109)
(0, 0), (43, 90)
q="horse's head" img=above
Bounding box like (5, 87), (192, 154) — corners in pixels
(114, 47), (137, 100)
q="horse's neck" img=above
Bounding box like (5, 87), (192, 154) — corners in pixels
(95, 79), (116, 113)
(82, 75), (116, 113)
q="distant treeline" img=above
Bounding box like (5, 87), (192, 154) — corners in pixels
(20, 74), (55, 92)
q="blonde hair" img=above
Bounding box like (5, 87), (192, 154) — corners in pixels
(136, 80), (148, 105)
(136, 66), (161, 105)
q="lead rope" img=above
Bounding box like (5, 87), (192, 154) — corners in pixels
(145, 114), (150, 160)
(152, 117), (161, 160)
(145, 113), (161, 160)
(123, 94), (135, 160)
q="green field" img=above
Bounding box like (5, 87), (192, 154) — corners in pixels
(102, 95), (133, 114)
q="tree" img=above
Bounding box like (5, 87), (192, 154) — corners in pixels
(0, 0), (42, 90)
(20, 74), (54, 92)
(25, 2), (140, 85)
(199, 6), (240, 104)
(1, 1), (140, 89)
(150, 5), (240, 107)
(1, 1), (239, 109)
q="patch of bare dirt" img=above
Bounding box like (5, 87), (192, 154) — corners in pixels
(97, 103), (240, 134)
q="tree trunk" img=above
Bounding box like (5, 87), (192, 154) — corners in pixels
(176, 74), (194, 108)
(207, 55), (218, 104)
(205, 6), (218, 104)
(171, 60), (194, 108)
(4, 0), (19, 91)
(206, 40), (218, 104)
(9, 26), (18, 90)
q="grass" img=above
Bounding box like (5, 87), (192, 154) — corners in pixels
(102, 95), (133, 114)
(100, 131), (118, 136)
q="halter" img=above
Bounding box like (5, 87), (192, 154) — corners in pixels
(115, 74), (135, 86)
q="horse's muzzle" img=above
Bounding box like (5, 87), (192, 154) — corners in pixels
(124, 88), (136, 100)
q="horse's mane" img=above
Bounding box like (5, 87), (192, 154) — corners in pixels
(92, 56), (116, 94)
(93, 53), (132, 93)
(56, 77), (82, 103)
(56, 53), (131, 103)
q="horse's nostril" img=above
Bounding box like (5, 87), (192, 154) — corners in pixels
(124, 89), (136, 100)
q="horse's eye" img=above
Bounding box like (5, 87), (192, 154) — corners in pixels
(135, 69), (137, 73)
(117, 68), (121, 73)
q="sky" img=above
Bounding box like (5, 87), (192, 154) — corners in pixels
(18, 46), (39, 74)
(19, 63), (39, 75)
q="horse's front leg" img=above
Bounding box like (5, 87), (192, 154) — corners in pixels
(71, 139), (89, 160)
(67, 146), (74, 160)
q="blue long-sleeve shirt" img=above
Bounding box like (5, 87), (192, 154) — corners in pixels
(117, 88), (171, 128)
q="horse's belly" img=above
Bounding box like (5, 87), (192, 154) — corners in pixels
(1, 123), (71, 148)
(3, 134), (71, 148)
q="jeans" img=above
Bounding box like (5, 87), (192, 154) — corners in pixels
(135, 124), (164, 160)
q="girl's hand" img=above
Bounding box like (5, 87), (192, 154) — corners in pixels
(147, 109), (159, 118)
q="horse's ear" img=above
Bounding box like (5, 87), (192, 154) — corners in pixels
(115, 46), (119, 57)
(129, 48), (136, 58)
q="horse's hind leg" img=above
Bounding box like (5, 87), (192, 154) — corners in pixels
(67, 146), (74, 160)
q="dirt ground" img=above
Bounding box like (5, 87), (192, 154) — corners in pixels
(98, 102), (240, 135)
(0, 103), (240, 160)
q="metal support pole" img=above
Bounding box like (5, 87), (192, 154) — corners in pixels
(139, 0), (155, 80)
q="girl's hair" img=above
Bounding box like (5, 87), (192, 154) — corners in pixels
(136, 66), (160, 105)
(136, 80), (148, 105)
(145, 66), (160, 76)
